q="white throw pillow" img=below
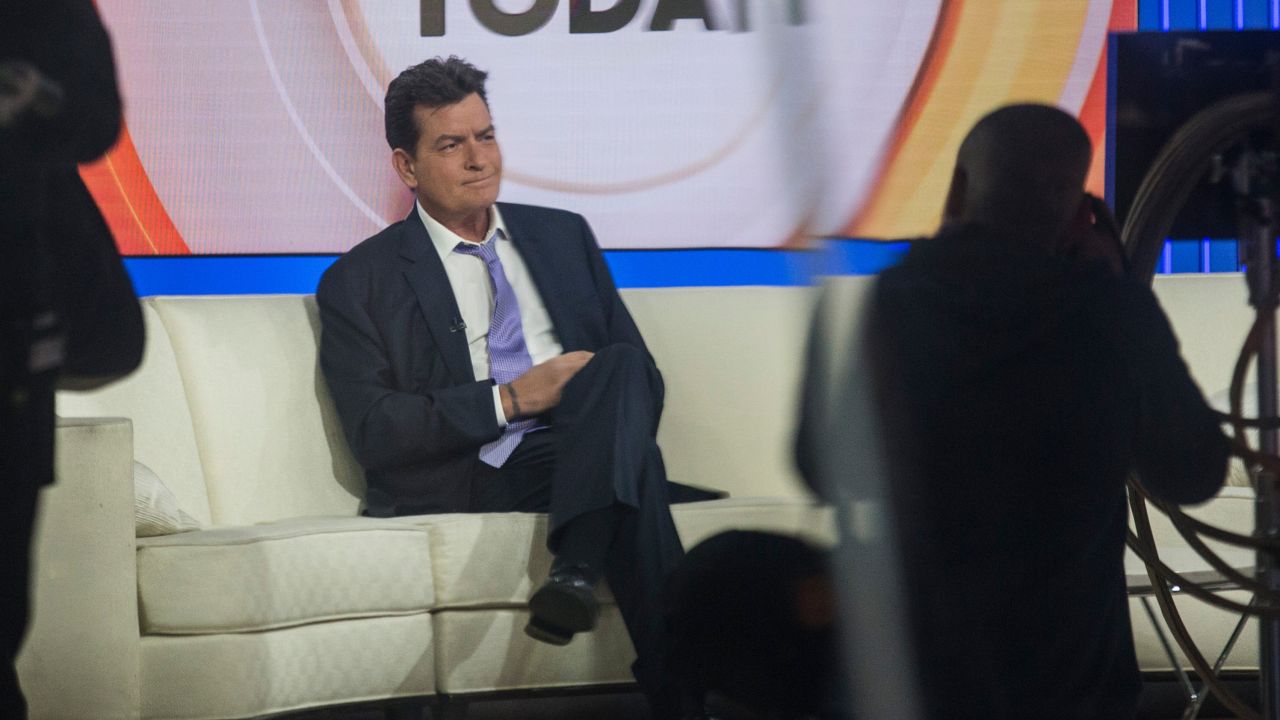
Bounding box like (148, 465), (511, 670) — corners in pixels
(134, 461), (201, 537)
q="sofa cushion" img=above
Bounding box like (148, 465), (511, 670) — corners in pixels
(672, 496), (836, 548)
(137, 517), (433, 634)
(141, 613), (435, 719)
(150, 295), (366, 526)
(58, 302), (214, 525)
(1152, 275), (1253, 409)
(134, 461), (202, 537)
(399, 498), (835, 610)
(403, 511), (557, 610)
(433, 608), (635, 694)
(623, 286), (820, 499)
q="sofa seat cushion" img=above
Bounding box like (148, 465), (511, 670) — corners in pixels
(433, 607), (635, 694)
(141, 612), (435, 719)
(672, 496), (835, 548)
(397, 497), (834, 611)
(137, 517), (434, 634)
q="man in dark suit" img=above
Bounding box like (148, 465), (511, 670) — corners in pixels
(317, 56), (710, 719)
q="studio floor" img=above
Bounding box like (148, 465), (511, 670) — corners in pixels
(291, 691), (651, 720)
(288, 680), (1258, 720)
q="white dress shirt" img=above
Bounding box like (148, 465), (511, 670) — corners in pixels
(417, 202), (564, 428)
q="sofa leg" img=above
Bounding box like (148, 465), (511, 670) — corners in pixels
(432, 697), (469, 720)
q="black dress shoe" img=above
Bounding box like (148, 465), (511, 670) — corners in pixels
(524, 563), (600, 646)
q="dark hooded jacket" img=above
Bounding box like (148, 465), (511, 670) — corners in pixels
(871, 221), (1228, 719)
(1, 0), (142, 489)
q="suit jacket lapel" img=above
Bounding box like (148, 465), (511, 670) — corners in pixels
(501, 204), (580, 350)
(398, 210), (475, 384)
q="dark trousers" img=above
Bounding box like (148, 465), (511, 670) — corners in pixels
(0, 478), (37, 720)
(0, 368), (55, 720)
(401, 345), (687, 711)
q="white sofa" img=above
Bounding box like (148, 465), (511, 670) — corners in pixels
(20, 286), (835, 720)
(1128, 274), (1262, 675)
(15, 275), (1266, 719)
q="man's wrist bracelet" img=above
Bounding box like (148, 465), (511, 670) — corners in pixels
(504, 383), (522, 418)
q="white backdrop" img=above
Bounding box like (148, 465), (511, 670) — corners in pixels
(97, 0), (941, 252)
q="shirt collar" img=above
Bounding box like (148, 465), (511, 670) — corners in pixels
(416, 202), (509, 262)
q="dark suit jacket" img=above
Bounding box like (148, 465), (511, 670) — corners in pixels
(317, 202), (656, 513)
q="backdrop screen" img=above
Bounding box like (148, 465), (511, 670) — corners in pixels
(83, 0), (1128, 255)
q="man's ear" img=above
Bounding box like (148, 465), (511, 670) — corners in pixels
(943, 167), (966, 223)
(391, 148), (418, 190)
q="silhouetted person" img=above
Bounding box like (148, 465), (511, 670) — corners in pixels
(804, 104), (1228, 719)
(664, 530), (846, 719)
(1, 3), (143, 716)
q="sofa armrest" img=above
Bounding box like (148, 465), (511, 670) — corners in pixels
(18, 417), (140, 720)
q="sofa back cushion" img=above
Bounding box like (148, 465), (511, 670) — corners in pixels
(57, 302), (214, 525)
(62, 284), (829, 525)
(1152, 274), (1253, 405)
(150, 295), (365, 525)
(1152, 274), (1256, 487)
(622, 285), (820, 499)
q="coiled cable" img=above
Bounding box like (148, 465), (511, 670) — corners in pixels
(1123, 90), (1280, 720)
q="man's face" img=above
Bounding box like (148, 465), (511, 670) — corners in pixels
(395, 92), (502, 223)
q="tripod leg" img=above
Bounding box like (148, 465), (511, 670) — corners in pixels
(1142, 595), (1198, 702)
(1183, 596), (1256, 720)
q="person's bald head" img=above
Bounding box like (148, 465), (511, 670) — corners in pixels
(943, 104), (1093, 244)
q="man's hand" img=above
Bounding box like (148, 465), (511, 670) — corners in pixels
(501, 351), (595, 419)
(1058, 193), (1127, 277)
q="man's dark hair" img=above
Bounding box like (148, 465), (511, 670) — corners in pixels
(384, 56), (489, 152)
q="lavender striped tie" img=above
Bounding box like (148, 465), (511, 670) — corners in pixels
(455, 237), (538, 467)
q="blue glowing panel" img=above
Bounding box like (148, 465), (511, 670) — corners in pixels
(1149, 0), (1280, 27)
(1162, 239), (1206, 272)
(1205, 0), (1236, 27)
(1243, 0), (1274, 27)
(1208, 238), (1240, 270)
(1166, 0), (1200, 28)
(1140, 0), (1163, 29)
(1238, 0), (1270, 27)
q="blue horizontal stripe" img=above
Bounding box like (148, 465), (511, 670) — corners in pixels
(601, 248), (815, 288)
(123, 256), (339, 296)
(118, 240), (1253, 296)
(121, 242), (919, 296)
(822, 238), (912, 275)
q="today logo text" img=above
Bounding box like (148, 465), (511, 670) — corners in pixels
(419, 0), (807, 37)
